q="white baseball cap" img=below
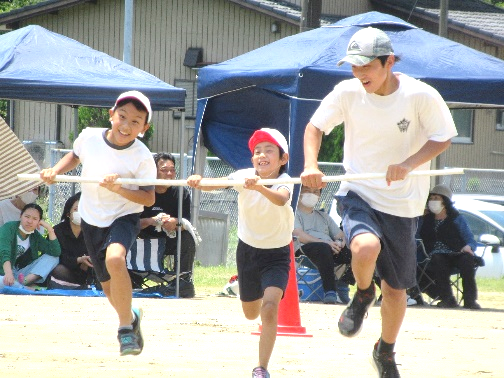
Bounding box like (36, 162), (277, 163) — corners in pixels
(248, 128), (288, 154)
(114, 90), (152, 123)
(337, 27), (394, 67)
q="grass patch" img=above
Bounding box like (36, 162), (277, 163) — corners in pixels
(193, 265), (237, 295)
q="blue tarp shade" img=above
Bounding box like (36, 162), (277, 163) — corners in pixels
(0, 25), (186, 110)
(193, 11), (504, 179)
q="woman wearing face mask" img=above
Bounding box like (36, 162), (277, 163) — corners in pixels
(0, 203), (60, 289)
(419, 184), (480, 309)
(0, 187), (40, 227)
(49, 192), (94, 288)
(293, 185), (352, 304)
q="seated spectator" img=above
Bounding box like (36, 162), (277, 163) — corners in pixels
(49, 192), (94, 288)
(138, 152), (197, 294)
(0, 203), (60, 289)
(419, 184), (481, 309)
(293, 185), (352, 304)
(0, 186), (40, 226)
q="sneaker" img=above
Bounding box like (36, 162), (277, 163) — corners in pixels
(463, 301), (481, 310)
(323, 291), (338, 304)
(338, 285), (376, 337)
(252, 366), (270, 378)
(371, 342), (401, 378)
(436, 297), (458, 308)
(406, 295), (417, 306)
(132, 307), (144, 352)
(117, 328), (141, 356)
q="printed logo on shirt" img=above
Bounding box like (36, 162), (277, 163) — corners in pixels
(397, 118), (410, 133)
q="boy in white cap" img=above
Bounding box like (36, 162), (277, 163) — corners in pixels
(188, 128), (294, 378)
(40, 91), (156, 356)
(301, 27), (458, 377)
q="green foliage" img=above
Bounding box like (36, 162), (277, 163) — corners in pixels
(318, 124), (344, 163)
(75, 106), (154, 150)
(0, 0), (44, 13)
(0, 99), (7, 120)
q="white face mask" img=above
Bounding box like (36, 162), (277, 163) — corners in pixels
(19, 191), (38, 205)
(71, 211), (81, 226)
(19, 224), (35, 235)
(300, 193), (320, 208)
(428, 200), (444, 214)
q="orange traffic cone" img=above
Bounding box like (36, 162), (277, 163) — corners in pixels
(252, 242), (312, 337)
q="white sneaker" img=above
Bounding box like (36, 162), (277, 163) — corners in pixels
(407, 295), (417, 306)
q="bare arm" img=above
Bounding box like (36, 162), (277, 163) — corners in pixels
(386, 140), (452, 185)
(40, 151), (80, 184)
(300, 123), (325, 188)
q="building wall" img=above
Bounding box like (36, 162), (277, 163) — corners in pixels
(11, 0), (299, 154)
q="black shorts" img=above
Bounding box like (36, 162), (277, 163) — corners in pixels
(236, 239), (290, 302)
(81, 213), (141, 282)
(336, 191), (417, 290)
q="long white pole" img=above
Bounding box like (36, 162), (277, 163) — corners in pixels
(19, 168), (464, 187)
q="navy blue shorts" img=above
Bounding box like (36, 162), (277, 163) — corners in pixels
(236, 239), (290, 302)
(81, 213), (141, 282)
(336, 191), (417, 290)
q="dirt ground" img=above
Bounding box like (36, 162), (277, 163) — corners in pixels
(1, 290), (504, 378)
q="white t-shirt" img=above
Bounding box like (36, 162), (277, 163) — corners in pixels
(0, 199), (21, 227)
(310, 74), (458, 217)
(230, 168), (294, 249)
(73, 128), (157, 227)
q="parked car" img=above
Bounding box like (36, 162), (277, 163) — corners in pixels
(329, 196), (504, 278)
(452, 194), (504, 207)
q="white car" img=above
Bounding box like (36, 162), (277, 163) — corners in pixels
(330, 196), (504, 278)
(452, 196), (504, 278)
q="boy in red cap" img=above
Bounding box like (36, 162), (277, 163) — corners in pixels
(188, 128), (294, 378)
(40, 90), (156, 356)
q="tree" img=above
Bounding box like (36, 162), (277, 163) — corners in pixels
(0, 0), (44, 13)
(318, 124), (344, 163)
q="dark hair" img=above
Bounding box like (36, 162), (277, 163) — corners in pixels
(61, 192), (81, 221)
(154, 152), (176, 167)
(21, 203), (43, 219)
(377, 55), (400, 66)
(115, 98), (149, 123)
(279, 149), (287, 175)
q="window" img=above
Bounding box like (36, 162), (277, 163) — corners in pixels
(451, 109), (474, 144)
(497, 110), (504, 131)
(173, 79), (197, 119)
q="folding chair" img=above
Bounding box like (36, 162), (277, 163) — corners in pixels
(415, 239), (438, 304)
(295, 253), (325, 302)
(126, 238), (178, 290)
(449, 235), (497, 304)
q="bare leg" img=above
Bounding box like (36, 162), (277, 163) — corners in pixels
(380, 280), (406, 344)
(242, 287), (283, 370)
(102, 243), (133, 327)
(23, 273), (42, 286)
(350, 233), (380, 290)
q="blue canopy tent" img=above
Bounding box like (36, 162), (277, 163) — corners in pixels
(0, 24), (186, 109)
(192, 11), (504, 186)
(0, 25), (188, 297)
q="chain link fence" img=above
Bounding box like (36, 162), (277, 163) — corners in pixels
(45, 149), (503, 265)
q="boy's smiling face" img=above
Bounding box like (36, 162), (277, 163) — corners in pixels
(251, 141), (288, 179)
(107, 103), (149, 146)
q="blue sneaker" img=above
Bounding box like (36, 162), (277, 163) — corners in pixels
(323, 291), (338, 304)
(118, 329), (141, 356)
(132, 307), (144, 352)
(252, 366), (270, 378)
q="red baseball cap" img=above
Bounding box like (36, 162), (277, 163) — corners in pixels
(248, 128), (288, 154)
